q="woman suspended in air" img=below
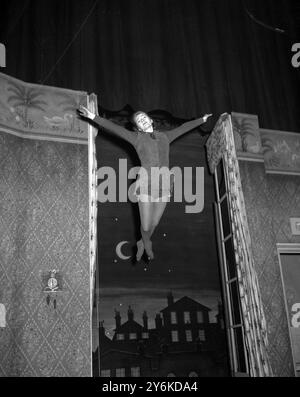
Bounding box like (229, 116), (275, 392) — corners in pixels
(78, 105), (212, 261)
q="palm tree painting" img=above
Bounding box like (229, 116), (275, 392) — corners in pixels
(261, 132), (300, 172)
(232, 116), (261, 154)
(7, 80), (47, 128)
(56, 92), (84, 113)
(55, 92), (87, 131)
(261, 136), (281, 168)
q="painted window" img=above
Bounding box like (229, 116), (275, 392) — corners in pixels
(100, 369), (111, 377)
(116, 368), (125, 377)
(184, 311), (191, 324)
(198, 329), (206, 341)
(185, 329), (192, 342)
(171, 330), (179, 342)
(131, 367), (140, 377)
(171, 311), (177, 324)
(197, 311), (203, 323)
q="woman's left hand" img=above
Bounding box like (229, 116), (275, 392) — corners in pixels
(203, 113), (213, 122)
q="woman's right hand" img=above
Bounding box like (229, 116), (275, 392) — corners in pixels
(78, 105), (95, 120)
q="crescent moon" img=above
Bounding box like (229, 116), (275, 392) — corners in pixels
(116, 241), (131, 260)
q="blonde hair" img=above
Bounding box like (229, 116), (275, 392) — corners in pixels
(131, 111), (149, 125)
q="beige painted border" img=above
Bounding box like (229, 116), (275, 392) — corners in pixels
(237, 153), (264, 163)
(265, 170), (300, 177)
(261, 128), (300, 138)
(0, 124), (88, 145)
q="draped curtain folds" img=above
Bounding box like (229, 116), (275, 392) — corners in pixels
(0, 0), (299, 131)
(206, 114), (272, 377)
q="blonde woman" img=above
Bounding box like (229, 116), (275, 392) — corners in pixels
(78, 106), (212, 261)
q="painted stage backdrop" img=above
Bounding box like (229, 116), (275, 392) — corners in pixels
(0, 72), (91, 376)
(0, 72), (88, 143)
(93, 106), (229, 377)
(261, 129), (300, 176)
(232, 112), (300, 176)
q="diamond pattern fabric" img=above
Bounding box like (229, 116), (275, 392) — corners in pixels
(0, 131), (90, 376)
(240, 161), (299, 376)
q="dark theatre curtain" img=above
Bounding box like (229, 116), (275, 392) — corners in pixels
(0, 0), (299, 131)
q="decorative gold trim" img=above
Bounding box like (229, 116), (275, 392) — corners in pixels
(0, 124), (88, 145)
(88, 93), (98, 377)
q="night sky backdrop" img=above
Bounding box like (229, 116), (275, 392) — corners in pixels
(95, 119), (221, 336)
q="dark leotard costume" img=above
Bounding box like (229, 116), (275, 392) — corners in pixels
(92, 115), (206, 198)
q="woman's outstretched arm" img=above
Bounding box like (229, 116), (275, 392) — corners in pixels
(78, 106), (137, 146)
(165, 114), (212, 143)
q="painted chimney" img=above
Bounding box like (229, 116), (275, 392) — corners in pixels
(128, 305), (134, 321)
(217, 301), (225, 329)
(155, 313), (163, 329)
(99, 320), (105, 337)
(167, 291), (174, 306)
(143, 311), (148, 330)
(115, 310), (121, 329)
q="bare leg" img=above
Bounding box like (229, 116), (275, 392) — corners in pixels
(136, 239), (144, 261)
(152, 200), (168, 236)
(144, 200), (168, 252)
(138, 200), (155, 260)
(138, 199), (153, 232)
(137, 198), (167, 259)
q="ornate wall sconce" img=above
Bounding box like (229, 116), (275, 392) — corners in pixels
(42, 270), (62, 309)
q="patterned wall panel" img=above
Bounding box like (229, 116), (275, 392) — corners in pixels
(239, 161), (300, 376)
(0, 131), (90, 376)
